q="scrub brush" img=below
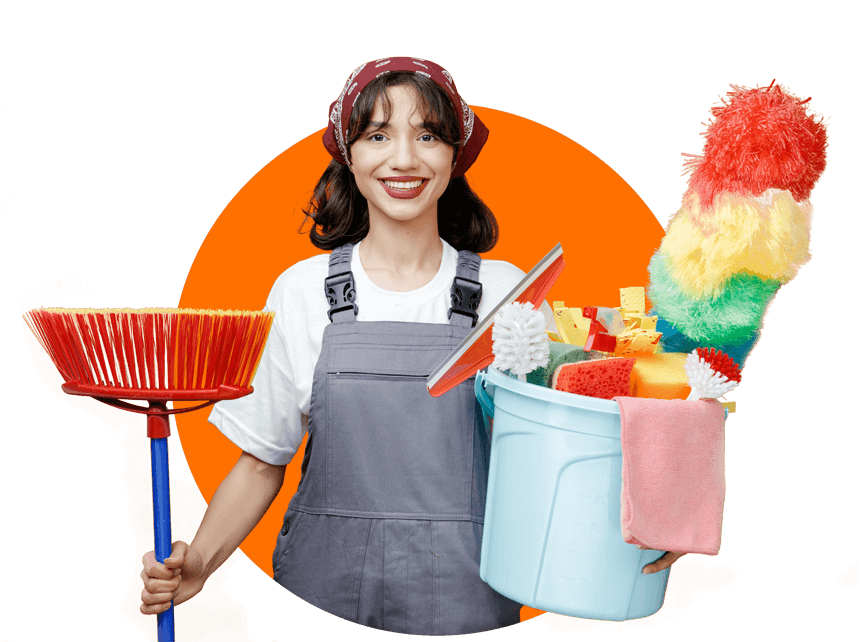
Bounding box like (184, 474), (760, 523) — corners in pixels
(685, 347), (741, 401)
(492, 302), (549, 381)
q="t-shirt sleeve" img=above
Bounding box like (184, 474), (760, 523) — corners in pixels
(207, 277), (307, 466)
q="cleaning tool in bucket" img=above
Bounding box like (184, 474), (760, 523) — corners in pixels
(684, 348), (741, 401)
(428, 243), (564, 396)
(475, 366), (670, 621)
(491, 302), (549, 382)
(24, 308), (274, 642)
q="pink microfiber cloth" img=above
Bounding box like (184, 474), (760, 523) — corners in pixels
(615, 397), (726, 555)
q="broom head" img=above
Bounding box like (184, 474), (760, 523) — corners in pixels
(24, 308), (274, 400)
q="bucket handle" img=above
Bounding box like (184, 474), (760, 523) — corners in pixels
(475, 369), (495, 419)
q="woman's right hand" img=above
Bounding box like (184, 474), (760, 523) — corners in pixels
(140, 541), (206, 615)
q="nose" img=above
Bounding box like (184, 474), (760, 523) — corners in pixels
(390, 136), (419, 171)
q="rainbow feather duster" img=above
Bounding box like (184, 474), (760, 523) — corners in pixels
(648, 81), (827, 363)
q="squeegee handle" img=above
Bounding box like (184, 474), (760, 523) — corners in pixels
(149, 410), (175, 641)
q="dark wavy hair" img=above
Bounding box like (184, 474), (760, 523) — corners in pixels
(301, 71), (499, 253)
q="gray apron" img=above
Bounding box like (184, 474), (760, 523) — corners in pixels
(272, 244), (521, 635)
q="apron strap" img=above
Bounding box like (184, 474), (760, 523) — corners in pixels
(327, 245), (482, 326)
(326, 243), (358, 323)
(448, 250), (482, 328)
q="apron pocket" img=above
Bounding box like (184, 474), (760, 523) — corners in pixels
(327, 372), (475, 516)
(272, 508), (304, 578)
(273, 513), (371, 623)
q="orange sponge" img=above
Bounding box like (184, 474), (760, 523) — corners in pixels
(551, 357), (636, 400)
(630, 353), (691, 400)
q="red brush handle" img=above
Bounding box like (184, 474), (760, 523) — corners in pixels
(147, 406), (171, 438)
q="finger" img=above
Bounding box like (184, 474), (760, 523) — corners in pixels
(143, 541), (189, 576)
(140, 587), (177, 606)
(141, 551), (174, 580)
(164, 541), (189, 569)
(141, 587), (175, 605)
(140, 568), (181, 594)
(143, 540), (188, 568)
(642, 551), (686, 574)
(140, 593), (174, 615)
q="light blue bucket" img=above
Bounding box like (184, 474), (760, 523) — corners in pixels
(475, 366), (670, 621)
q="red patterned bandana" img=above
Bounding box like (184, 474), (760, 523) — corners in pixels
(322, 57), (489, 178)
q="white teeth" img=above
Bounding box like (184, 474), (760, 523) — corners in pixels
(382, 179), (423, 190)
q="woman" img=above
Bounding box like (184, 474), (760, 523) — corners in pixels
(140, 57), (684, 635)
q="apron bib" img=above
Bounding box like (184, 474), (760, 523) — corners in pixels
(272, 244), (520, 635)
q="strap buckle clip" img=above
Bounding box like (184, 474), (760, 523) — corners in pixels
(325, 271), (359, 321)
(448, 276), (482, 327)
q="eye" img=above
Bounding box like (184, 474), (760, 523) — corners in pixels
(368, 132), (387, 142)
(420, 134), (437, 143)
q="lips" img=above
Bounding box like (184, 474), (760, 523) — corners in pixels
(379, 177), (429, 199)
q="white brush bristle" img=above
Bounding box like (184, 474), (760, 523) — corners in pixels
(492, 302), (549, 376)
(684, 351), (739, 401)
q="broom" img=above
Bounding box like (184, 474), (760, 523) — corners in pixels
(24, 307), (274, 642)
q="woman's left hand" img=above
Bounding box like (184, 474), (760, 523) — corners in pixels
(640, 548), (687, 574)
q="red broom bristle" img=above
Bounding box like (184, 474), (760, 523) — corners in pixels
(76, 314), (97, 385)
(95, 313), (118, 387)
(695, 347), (742, 383)
(246, 323), (265, 386)
(197, 314), (211, 387)
(167, 314), (180, 389)
(226, 319), (241, 383)
(684, 81), (827, 208)
(62, 314), (86, 381)
(242, 317), (271, 387)
(131, 313), (143, 386)
(136, 315), (147, 385)
(187, 312), (200, 388)
(120, 313), (138, 388)
(106, 314), (120, 386)
(147, 314), (156, 388)
(234, 317), (253, 384)
(93, 315), (113, 384)
(25, 308), (274, 394)
(25, 311), (66, 380)
(154, 313), (166, 389)
(207, 314), (227, 388)
(175, 312), (190, 389)
(228, 319), (242, 383)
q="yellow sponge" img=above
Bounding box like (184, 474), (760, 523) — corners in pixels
(630, 353), (691, 399)
(553, 302), (590, 346)
(619, 287), (646, 314)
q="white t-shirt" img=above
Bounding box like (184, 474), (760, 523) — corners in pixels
(209, 240), (554, 465)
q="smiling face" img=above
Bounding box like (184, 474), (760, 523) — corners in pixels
(349, 85), (455, 231)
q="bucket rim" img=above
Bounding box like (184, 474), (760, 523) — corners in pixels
(482, 366), (621, 416)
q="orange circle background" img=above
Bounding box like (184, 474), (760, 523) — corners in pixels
(176, 106), (665, 622)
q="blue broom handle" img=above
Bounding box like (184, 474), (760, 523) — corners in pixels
(151, 436), (175, 641)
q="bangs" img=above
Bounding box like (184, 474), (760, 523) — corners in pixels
(345, 71), (461, 152)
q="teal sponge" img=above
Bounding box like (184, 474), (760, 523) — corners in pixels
(527, 341), (602, 388)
